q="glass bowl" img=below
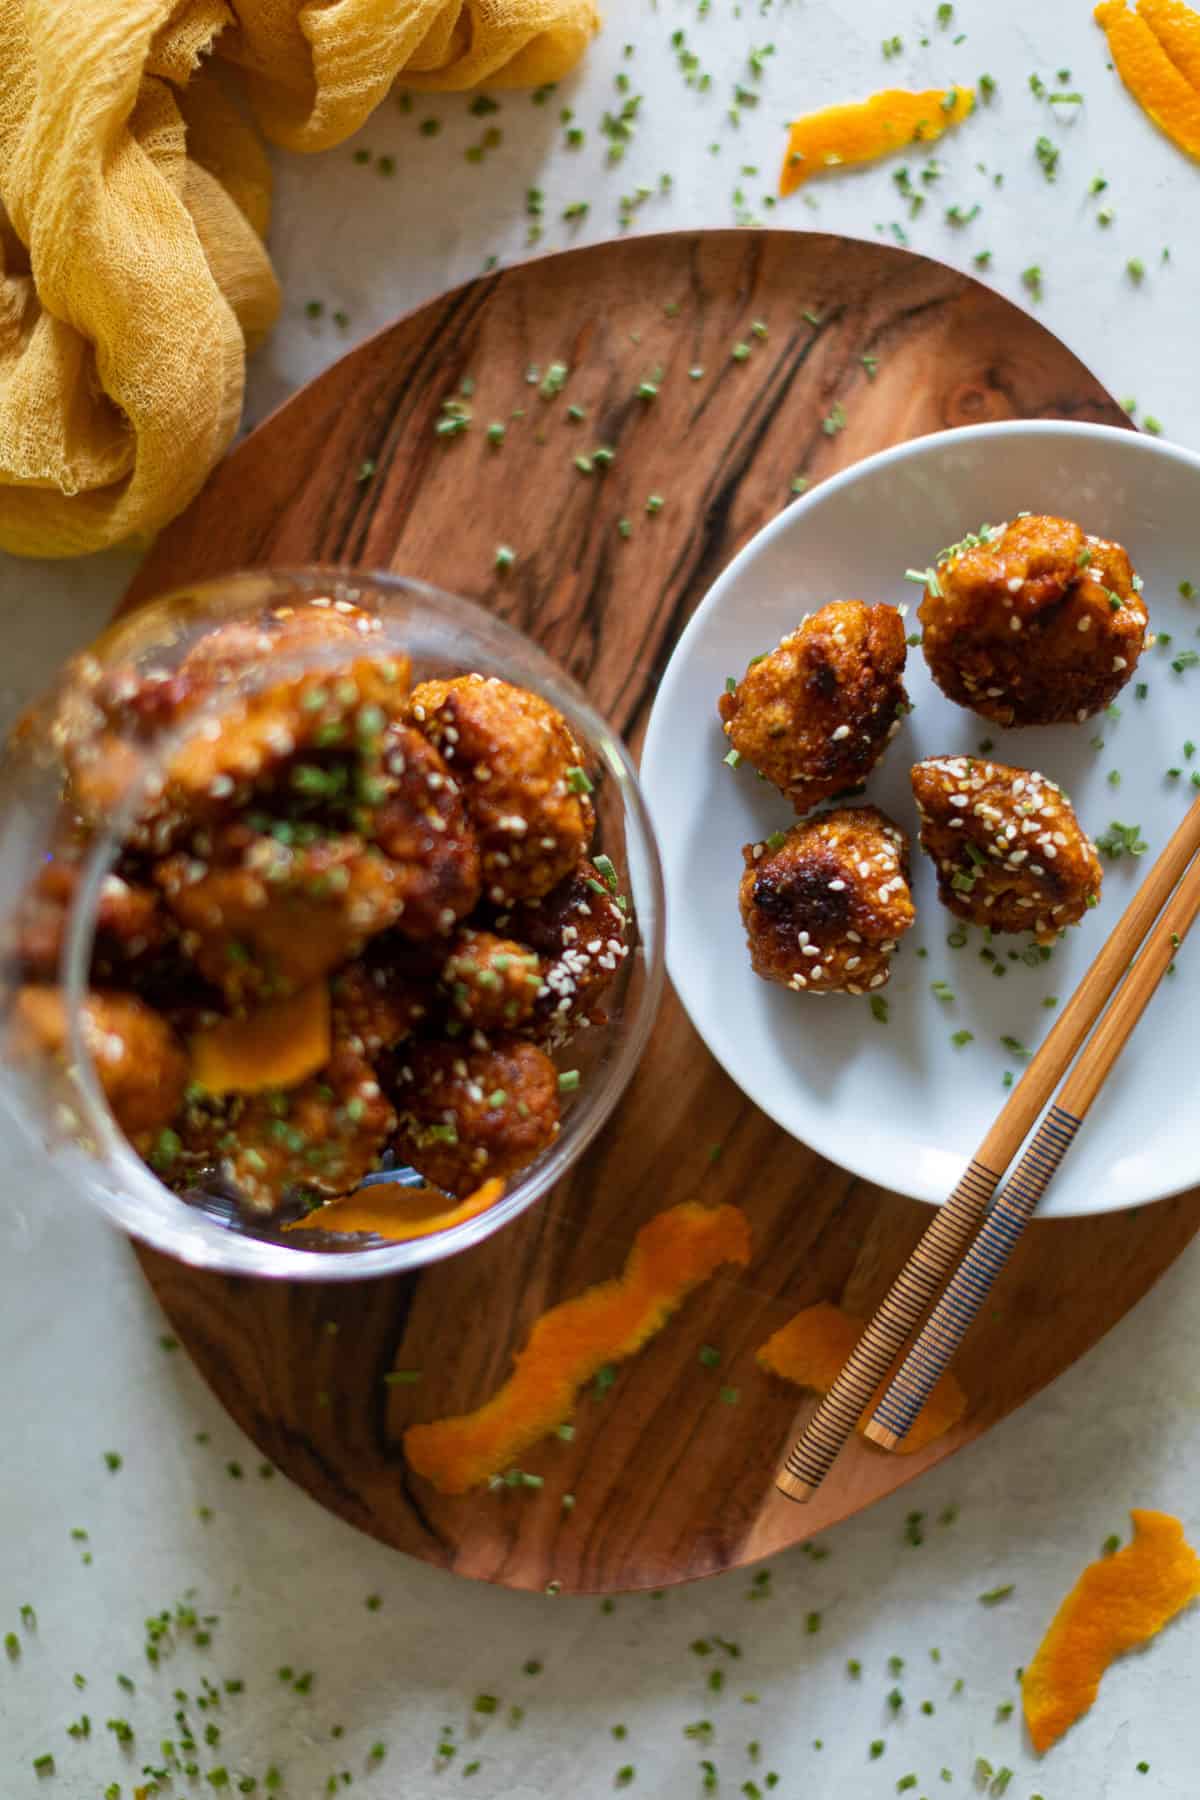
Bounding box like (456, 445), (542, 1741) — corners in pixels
(0, 569), (664, 1279)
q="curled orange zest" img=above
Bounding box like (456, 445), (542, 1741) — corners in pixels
(287, 1177), (505, 1242)
(1095, 1), (1200, 158)
(757, 1301), (966, 1454)
(189, 982), (332, 1096)
(404, 1202), (752, 1493)
(780, 86), (974, 196)
(1138, 0), (1200, 86)
(1022, 1509), (1200, 1753)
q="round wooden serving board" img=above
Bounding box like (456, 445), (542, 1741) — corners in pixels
(124, 231), (1200, 1592)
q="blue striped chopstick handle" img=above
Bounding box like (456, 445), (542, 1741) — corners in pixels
(868, 1104), (1081, 1450)
(777, 1157), (1001, 1498)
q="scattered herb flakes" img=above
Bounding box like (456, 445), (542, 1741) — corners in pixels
(822, 402), (847, 436)
(978, 1584), (1015, 1605)
(1097, 821), (1148, 860)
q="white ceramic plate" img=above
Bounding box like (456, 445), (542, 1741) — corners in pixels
(642, 421), (1200, 1216)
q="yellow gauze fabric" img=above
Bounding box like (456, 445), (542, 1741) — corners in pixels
(221, 0), (600, 152)
(0, 0), (598, 559)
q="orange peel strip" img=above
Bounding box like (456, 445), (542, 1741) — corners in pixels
(780, 86), (974, 196)
(1138, 0), (1200, 85)
(756, 1301), (966, 1454)
(1023, 1509), (1200, 1753)
(1096, 1), (1200, 158)
(189, 982), (331, 1096)
(287, 1177), (505, 1242)
(403, 1202), (752, 1494)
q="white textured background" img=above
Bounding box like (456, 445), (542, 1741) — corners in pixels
(4, 3), (1200, 1795)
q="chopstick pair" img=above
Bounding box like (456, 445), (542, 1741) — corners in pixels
(776, 792), (1200, 1503)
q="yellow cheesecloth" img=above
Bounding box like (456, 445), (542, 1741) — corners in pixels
(0, 0), (598, 558)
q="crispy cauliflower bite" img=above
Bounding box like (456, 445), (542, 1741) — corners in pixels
(17, 852), (166, 979)
(331, 951), (436, 1055)
(918, 515), (1148, 726)
(440, 928), (542, 1031)
(739, 806), (915, 995)
(718, 601), (909, 813)
(63, 602), (413, 847)
(171, 1040), (397, 1212)
(155, 832), (409, 1003)
(13, 984), (187, 1144)
(390, 1037), (560, 1195)
(407, 675), (595, 904)
(153, 720), (481, 1002)
(911, 755), (1102, 940)
(502, 858), (630, 1044)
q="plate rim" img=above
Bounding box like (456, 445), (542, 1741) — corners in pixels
(643, 417), (1200, 1218)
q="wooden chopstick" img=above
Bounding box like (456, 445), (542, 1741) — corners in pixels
(775, 792), (1200, 1503)
(866, 842), (1200, 1450)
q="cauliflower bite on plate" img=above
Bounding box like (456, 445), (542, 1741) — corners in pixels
(719, 600), (909, 813)
(911, 754), (1102, 941)
(917, 514), (1148, 727)
(738, 805), (915, 996)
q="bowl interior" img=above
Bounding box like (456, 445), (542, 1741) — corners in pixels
(643, 421), (1200, 1217)
(0, 569), (664, 1277)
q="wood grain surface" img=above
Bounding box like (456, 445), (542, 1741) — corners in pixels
(124, 230), (1200, 1592)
